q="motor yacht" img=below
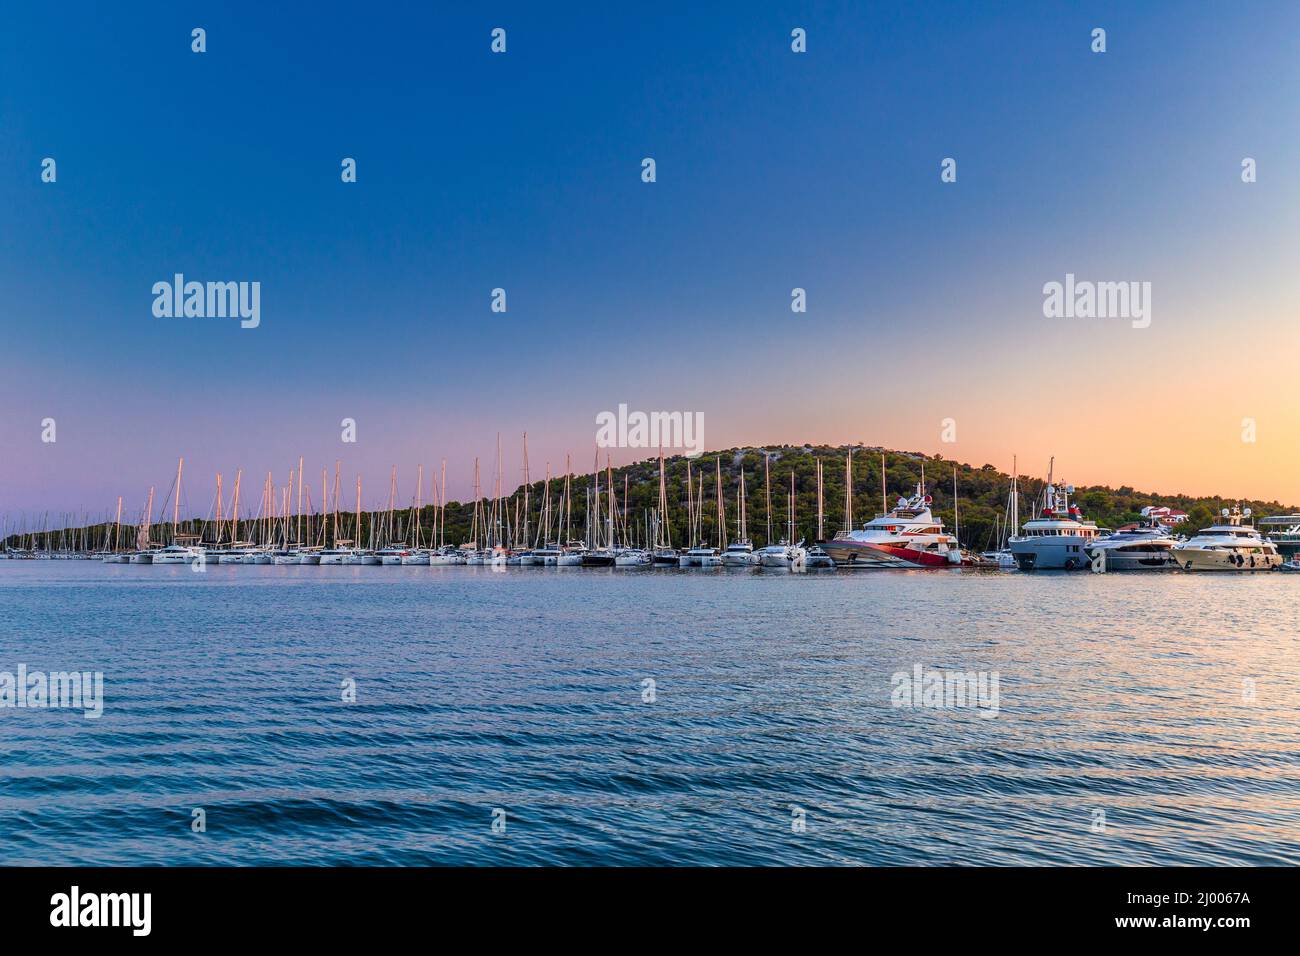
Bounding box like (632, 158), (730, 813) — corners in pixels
(805, 545), (835, 569)
(825, 483), (973, 568)
(1173, 507), (1282, 571)
(1009, 466), (1102, 570)
(1084, 522), (1178, 570)
(531, 544), (562, 566)
(678, 545), (722, 567)
(721, 540), (759, 566)
(151, 543), (205, 566)
(376, 546), (409, 566)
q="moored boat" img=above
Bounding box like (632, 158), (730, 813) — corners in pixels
(1172, 507), (1282, 571)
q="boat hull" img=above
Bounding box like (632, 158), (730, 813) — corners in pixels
(1009, 536), (1094, 571)
(1174, 547), (1282, 571)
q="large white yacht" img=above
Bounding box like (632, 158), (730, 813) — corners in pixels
(1009, 474), (1101, 571)
(1173, 507), (1282, 571)
(1084, 521), (1178, 570)
(824, 482), (969, 568)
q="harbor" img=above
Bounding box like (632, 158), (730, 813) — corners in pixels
(7, 446), (1300, 577)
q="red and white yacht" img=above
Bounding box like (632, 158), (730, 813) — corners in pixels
(824, 482), (972, 568)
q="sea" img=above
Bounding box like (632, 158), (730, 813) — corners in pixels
(1, 561), (1297, 865)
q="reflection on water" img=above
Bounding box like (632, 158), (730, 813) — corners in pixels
(1, 562), (1297, 865)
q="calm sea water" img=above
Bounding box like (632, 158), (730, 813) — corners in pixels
(0, 561), (1297, 866)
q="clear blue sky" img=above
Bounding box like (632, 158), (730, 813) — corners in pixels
(3, 1), (1299, 517)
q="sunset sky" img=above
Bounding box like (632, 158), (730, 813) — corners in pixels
(3, 1), (1299, 520)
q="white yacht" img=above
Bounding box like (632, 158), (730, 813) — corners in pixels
(400, 549), (430, 565)
(679, 545), (722, 567)
(375, 546), (409, 566)
(556, 542), (586, 567)
(1084, 522), (1178, 570)
(757, 541), (792, 568)
(614, 548), (652, 567)
(1009, 467), (1101, 571)
(825, 483), (971, 568)
(1173, 507), (1282, 571)
(318, 546), (358, 565)
(151, 543), (205, 566)
(531, 544), (562, 566)
(721, 540), (759, 566)
(805, 545), (835, 569)
(296, 549), (321, 565)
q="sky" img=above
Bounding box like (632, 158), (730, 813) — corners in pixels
(3, 1), (1299, 521)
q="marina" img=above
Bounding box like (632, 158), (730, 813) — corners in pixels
(8, 448), (1300, 580)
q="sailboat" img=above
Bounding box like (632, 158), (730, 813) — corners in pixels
(651, 449), (679, 565)
(981, 456), (1020, 570)
(580, 454), (617, 566)
(556, 458), (586, 566)
(756, 452), (791, 568)
(678, 458), (723, 567)
(100, 496), (131, 562)
(152, 459), (206, 565)
(805, 457), (835, 568)
(722, 466), (758, 566)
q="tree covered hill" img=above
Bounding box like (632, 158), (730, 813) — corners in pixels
(9, 445), (1297, 552)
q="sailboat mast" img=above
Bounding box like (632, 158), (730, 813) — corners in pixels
(881, 452), (888, 516)
(231, 470), (242, 545)
(173, 457), (184, 537)
(789, 470), (796, 542)
(214, 473), (224, 546)
(715, 456), (725, 550)
(522, 433), (530, 548)
(816, 458), (824, 541)
(764, 452), (772, 545)
(845, 447), (853, 532)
